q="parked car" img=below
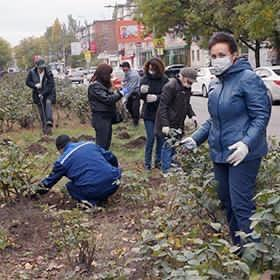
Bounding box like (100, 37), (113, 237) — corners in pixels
(255, 66), (280, 104)
(68, 68), (85, 84)
(192, 67), (216, 97)
(165, 64), (185, 78)
(86, 67), (96, 82)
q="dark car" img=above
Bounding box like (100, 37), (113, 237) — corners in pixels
(165, 64), (185, 78)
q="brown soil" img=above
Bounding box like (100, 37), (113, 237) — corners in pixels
(117, 131), (131, 140)
(0, 170), (163, 279)
(0, 198), (58, 279)
(124, 136), (146, 149)
(72, 134), (95, 142)
(26, 143), (48, 156)
(37, 136), (55, 144)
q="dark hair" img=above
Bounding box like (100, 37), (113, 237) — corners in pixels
(91, 63), (113, 88)
(208, 32), (238, 54)
(56, 134), (71, 151)
(144, 57), (165, 75)
(120, 61), (130, 68)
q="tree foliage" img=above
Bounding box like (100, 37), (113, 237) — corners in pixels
(0, 37), (12, 69)
(135, 0), (280, 66)
(14, 15), (80, 69)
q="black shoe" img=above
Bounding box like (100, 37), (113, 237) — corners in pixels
(45, 125), (52, 136)
(154, 161), (161, 169)
(132, 119), (139, 127)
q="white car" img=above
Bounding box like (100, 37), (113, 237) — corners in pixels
(255, 66), (280, 104)
(192, 67), (216, 97)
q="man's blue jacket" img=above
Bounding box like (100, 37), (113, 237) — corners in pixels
(192, 58), (271, 163)
(42, 141), (121, 189)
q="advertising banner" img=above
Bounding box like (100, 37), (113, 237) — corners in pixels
(116, 20), (147, 44)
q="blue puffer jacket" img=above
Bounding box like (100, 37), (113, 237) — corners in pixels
(42, 142), (121, 188)
(192, 58), (271, 163)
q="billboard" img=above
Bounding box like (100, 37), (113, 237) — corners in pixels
(71, 42), (82, 56)
(116, 20), (148, 44)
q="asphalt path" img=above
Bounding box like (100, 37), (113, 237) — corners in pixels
(191, 96), (280, 138)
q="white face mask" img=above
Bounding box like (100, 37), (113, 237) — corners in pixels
(211, 56), (233, 76)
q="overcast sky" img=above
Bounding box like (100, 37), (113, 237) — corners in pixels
(0, 0), (125, 46)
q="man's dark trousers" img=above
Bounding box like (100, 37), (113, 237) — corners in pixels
(66, 181), (119, 205)
(213, 158), (261, 246)
(126, 92), (140, 126)
(37, 97), (53, 134)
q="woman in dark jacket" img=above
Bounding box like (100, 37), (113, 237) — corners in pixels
(88, 64), (123, 150)
(155, 67), (198, 173)
(182, 32), (271, 250)
(140, 58), (169, 170)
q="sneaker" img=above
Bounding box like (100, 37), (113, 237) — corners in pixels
(161, 171), (171, 178)
(144, 164), (151, 171)
(47, 121), (53, 127)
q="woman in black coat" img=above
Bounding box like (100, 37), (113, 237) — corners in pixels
(88, 64), (123, 150)
(140, 58), (169, 170)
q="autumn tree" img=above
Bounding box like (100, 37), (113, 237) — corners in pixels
(234, 0), (280, 65)
(135, 0), (280, 66)
(0, 37), (12, 70)
(14, 37), (46, 69)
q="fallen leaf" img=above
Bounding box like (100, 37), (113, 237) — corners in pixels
(24, 263), (32, 270)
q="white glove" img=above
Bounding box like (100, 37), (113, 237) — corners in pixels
(162, 126), (170, 136)
(140, 84), (149, 94)
(146, 94), (158, 103)
(121, 97), (127, 105)
(118, 90), (125, 97)
(227, 141), (249, 166)
(35, 83), (41, 89)
(192, 116), (198, 128)
(180, 137), (197, 150)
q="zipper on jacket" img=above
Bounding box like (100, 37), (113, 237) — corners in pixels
(217, 81), (224, 161)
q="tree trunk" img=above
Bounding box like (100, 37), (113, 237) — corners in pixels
(273, 31), (280, 65)
(255, 40), (261, 68)
(275, 49), (280, 65)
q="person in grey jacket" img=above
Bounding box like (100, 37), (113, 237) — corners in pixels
(182, 32), (271, 250)
(88, 64), (123, 150)
(120, 61), (140, 126)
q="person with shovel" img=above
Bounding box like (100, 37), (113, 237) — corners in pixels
(26, 58), (56, 135)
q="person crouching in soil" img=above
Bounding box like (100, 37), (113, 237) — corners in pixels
(34, 135), (121, 206)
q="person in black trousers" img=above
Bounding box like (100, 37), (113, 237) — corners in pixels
(26, 59), (56, 135)
(88, 64), (123, 150)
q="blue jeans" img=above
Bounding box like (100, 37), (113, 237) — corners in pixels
(144, 120), (164, 169)
(213, 158), (261, 246)
(66, 181), (119, 205)
(161, 141), (176, 173)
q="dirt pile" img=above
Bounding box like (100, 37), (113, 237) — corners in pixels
(124, 136), (146, 149)
(26, 143), (48, 155)
(117, 131), (131, 140)
(72, 135), (95, 142)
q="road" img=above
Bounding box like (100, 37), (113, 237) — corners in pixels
(191, 96), (280, 138)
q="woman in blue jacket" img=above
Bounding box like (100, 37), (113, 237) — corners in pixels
(182, 32), (271, 248)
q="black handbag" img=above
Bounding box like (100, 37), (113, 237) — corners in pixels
(112, 110), (123, 125)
